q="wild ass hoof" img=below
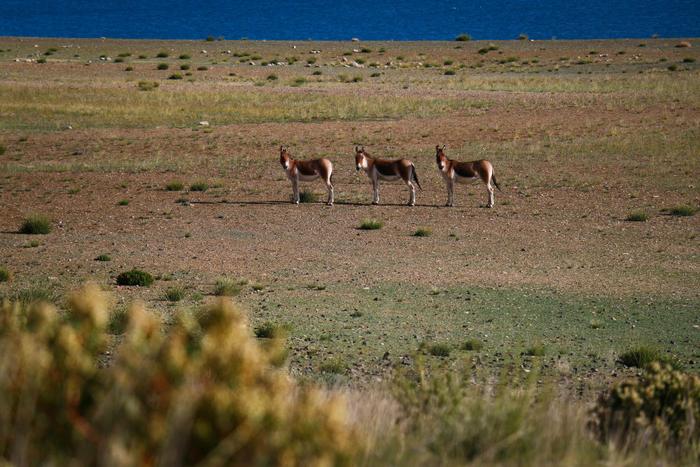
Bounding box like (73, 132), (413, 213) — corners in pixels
(371, 201), (379, 205)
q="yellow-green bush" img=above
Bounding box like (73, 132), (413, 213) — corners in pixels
(0, 285), (357, 465)
(591, 362), (700, 449)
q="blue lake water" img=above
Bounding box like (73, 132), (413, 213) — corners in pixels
(1, 1), (699, 40)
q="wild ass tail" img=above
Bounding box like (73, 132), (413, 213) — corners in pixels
(411, 164), (422, 191)
(491, 172), (501, 192)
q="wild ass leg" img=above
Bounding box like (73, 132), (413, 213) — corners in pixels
(372, 177), (380, 205)
(325, 175), (334, 206)
(446, 178), (454, 207)
(486, 181), (494, 208)
(292, 178), (300, 204)
(406, 180), (416, 206)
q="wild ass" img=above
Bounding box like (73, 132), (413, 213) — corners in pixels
(435, 145), (501, 208)
(354, 146), (422, 206)
(279, 146), (334, 205)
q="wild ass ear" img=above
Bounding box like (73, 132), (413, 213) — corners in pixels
(435, 144), (440, 151)
(442, 144), (446, 150)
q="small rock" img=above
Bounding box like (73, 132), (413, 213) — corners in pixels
(198, 121), (209, 126)
(676, 41), (692, 48)
(351, 38), (360, 42)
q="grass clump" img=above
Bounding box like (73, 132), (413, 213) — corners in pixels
(163, 286), (185, 302)
(116, 269), (154, 287)
(619, 345), (679, 369)
(626, 211), (648, 222)
(359, 219), (383, 230)
(168, 73), (183, 80)
(291, 77), (306, 86)
(444, 69), (456, 75)
(157, 63), (169, 70)
(178, 53), (190, 59)
(214, 278), (244, 296)
(320, 358), (348, 374)
(525, 343), (545, 357)
(428, 343), (451, 357)
(254, 321), (288, 338)
(298, 190), (317, 203)
(455, 33), (471, 41)
(0, 267), (11, 282)
(267, 73), (278, 80)
(413, 228), (432, 237)
(117, 199), (129, 206)
(156, 51), (169, 58)
(94, 254), (111, 262)
(0, 144), (5, 155)
(165, 181), (184, 191)
(668, 205), (696, 217)
(197, 65), (208, 71)
(137, 80), (159, 91)
(107, 307), (129, 334)
(462, 339), (483, 351)
(189, 181), (209, 192)
(19, 214), (51, 234)
(180, 63), (190, 70)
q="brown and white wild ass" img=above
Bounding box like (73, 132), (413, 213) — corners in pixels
(279, 146), (334, 205)
(354, 146), (422, 206)
(435, 145), (501, 208)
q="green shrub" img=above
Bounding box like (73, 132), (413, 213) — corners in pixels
(156, 51), (169, 58)
(214, 278), (243, 296)
(361, 48), (372, 53)
(116, 269), (154, 287)
(462, 339), (483, 351)
(165, 181), (184, 191)
(619, 346), (679, 369)
(413, 228), (432, 237)
(117, 52), (131, 58)
(444, 69), (456, 75)
(359, 219), (383, 230)
(312, 70), (322, 75)
(669, 205), (696, 217)
(267, 73), (278, 80)
(0, 287), (358, 464)
(429, 343), (451, 357)
(197, 65), (208, 71)
(117, 199), (129, 206)
(164, 286), (185, 302)
(37, 58), (46, 63)
(157, 63), (169, 70)
(94, 254), (111, 262)
(179, 53), (191, 59)
(591, 363), (700, 448)
(518, 33), (529, 40)
(0, 267), (11, 282)
(298, 190), (317, 203)
(107, 307), (129, 334)
(291, 77), (306, 86)
(124, 66), (133, 71)
(190, 181), (208, 192)
(352, 75), (363, 82)
(626, 211), (648, 222)
(168, 73), (183, 80)
(683, 57), (696, 63)
(114, 57), (124, 63)
(320, 358), (348, 374)
(667, 64), (678, 71)
(370, 72), (380, 77)
(19, 214), (51, 234)
(0, 144), (5, 155)
(455, 33), (471, 41)
(254, 321), (289, 338)
(12, 285), (57, 304)
(137, 80), (159, 91)
(525, 343), (545, 357)
(443, 60), (454, 65)
(180, 63), (190, 70)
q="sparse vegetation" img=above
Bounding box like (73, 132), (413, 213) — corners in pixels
(359, 219), (383, 230)
(189, 181), (208, 192)
(163, 286), (185, 302)
(413, 228), (432, 237)
(320, 358), (348, 374)
(168, 73), (183, 80)
(94, 254), (111, 262)
(117, 199), (129, 206)
(619, 346), (678, 369)
(19, 214), (51, 234)
(0, 267), (11, 282)
(668, 205), (696, 217)
(298, 190), (317, 203)
(254, 320), (288, 338)
(455, 33), (471, 42)
(156, 51), (169, 58)
(626, 211), (648, 222)
(428, 342), (451, 357)
(462, 339), (483, 351)
(165, 181), (184, 191)
(525, 342), (545, 356)
(137, 80), (159, 91)
(214, 277), (244, 296)
(116, 269), (154, 287)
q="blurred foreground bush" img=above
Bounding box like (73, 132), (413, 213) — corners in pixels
(0, 285), (357, 466)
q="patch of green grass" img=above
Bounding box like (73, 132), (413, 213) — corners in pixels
(190, 181), (209, 192)
(320, 358), (348, 374)
(165, 181), (184, 191)
(179, 63), (191, 70)
(19, 214), (51, 234)
(24, 240), (40, 248)
(157, 63), (169, 70)
(359, 219), (383, 230)
(312, 70), (322, 75)
(525, 343), (546, 357)
(267, 73), (278, 81)
(214, 278), (244, 297)
(95, 254), (111, 262)
(137, 81), (159, 91)
(254, 321), (289, 338)
(618, 346), (679, 369)
(117, 199), (129, 206)
(108, 307), (129, 334)
(0, 144), (6, 155)
(156, 51), (169, 58)
(462, 339), (483, 351)
(428, 343), (451, 357)
(116, 269), (154, 287)
(0, 267), (11, 282)
(668, 205), (696, 217)
(298, 190), (317, 203)
(179, 54), (191, 60)
(168, 73), (183, 80)
(12, 286), (57, 304)
(413, 228), (432, 237)
(291, 77), (306, 87)
(455, 33), (471, 41)
(626, 211), (648, 222)
(164, 286), (185, 302)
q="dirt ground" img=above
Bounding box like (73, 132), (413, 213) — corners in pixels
(0, 37), (698, 387)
